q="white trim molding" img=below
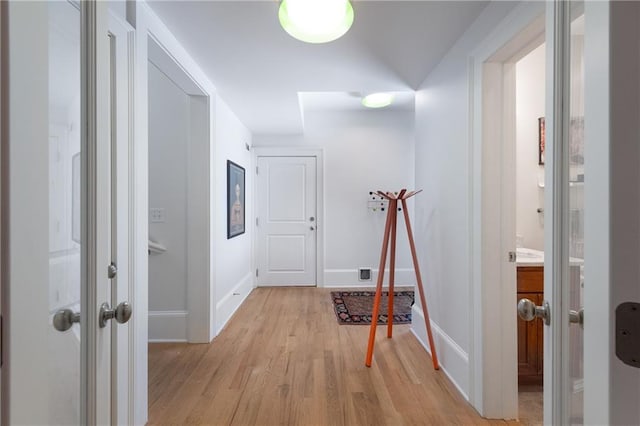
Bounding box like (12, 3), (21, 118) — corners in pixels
(411, 306), (469, 400)
(215, 272), (254, 334)
(148, 311), (188, 342)
(130, 2), (220, 423)
(323, 268), (415, 288)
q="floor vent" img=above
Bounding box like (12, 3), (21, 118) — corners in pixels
(358, 268), (372, 281)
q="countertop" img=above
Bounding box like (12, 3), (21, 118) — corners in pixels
(516, 247), (584, 267)
(516, 248), (544, 267)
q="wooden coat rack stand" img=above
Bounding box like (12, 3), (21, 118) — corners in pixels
(365, 189), (439, 370)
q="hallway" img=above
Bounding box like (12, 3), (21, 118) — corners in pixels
(148, 288), (517, 425)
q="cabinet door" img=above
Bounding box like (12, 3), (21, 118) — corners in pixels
(518, 292), (542, 383)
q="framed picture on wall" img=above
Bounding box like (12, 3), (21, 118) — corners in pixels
(538, 117), (545, 165)
(227, 160), (245, 239)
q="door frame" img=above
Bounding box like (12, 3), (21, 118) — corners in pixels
(253, 147), (324, 288)
(146, 34), (210, 344)
(130, 2), (218, 423)
(467, 1), (545, 419)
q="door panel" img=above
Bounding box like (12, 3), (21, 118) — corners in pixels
(257, 157), (317, 286)
(567, 8), (585, 424)
(543, 1), (585, 424)
(268, 164), (307, 221)
(6, 2), (51, 422)
(48, 2), (82, 422)
(267, 235), (306, 270)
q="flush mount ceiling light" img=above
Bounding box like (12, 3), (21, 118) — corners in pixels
(362, 93), (394, 108)
(279, 0), (354, 44)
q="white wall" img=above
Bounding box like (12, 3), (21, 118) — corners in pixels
(213, 98), (253, 334)
(412, 0), (520, 399)
(148, 62), (190, 341)
(515, 43), (545, 251)
(253, 108), (416, 287)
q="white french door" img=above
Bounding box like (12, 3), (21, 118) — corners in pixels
(256, 156), (317, 286)
(4, 1), (132, 423)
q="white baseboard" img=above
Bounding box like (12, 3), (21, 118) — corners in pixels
(410, 306), (470, 400)
(216, 272), (254, 334)
(323, 268), (415, 288)
(148, 310), (188, 342)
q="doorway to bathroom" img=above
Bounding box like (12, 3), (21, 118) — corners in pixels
(513, 15), (585, 424)
(483, 33), (549, 425)
(467, 4), (548, 421)
(470, 3), (588, 423)
(513, 41), (546, 426)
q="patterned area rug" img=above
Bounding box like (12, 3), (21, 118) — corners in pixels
(331, 290), (414, 325)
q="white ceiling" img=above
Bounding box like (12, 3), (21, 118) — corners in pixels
(147, 0), (491, 135)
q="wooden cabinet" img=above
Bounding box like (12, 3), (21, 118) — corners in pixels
(517, 266), (543, 385)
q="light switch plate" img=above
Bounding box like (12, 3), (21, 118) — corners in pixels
(150, 208), (166, 223)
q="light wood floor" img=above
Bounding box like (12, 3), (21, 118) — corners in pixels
(148, 287), (518, 425)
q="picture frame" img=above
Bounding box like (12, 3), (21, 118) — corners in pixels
(538, 117), (545, 165)
(537, 116), (584, 166)
(227, 160), (245, 239)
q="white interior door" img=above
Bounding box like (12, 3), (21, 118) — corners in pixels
(5, 1), (119, 423)
(257, 156), (317, 286)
